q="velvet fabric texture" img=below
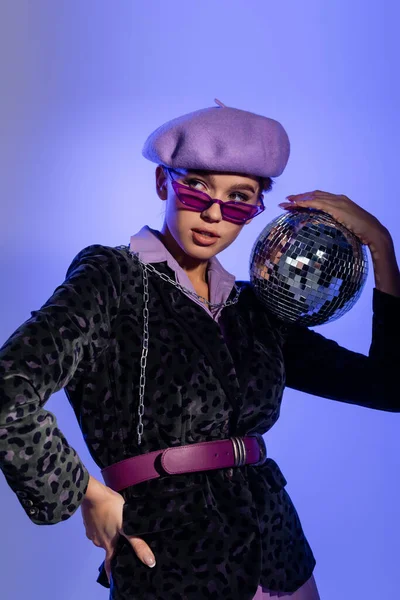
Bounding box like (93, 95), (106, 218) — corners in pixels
(254, 574), (320, 599)
(142, 102), (291, 178)
(0, 241), (399, 598)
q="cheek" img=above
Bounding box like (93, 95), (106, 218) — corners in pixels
(164, 200), (197, 240)
(164, 198), (181, 227)
(219, 223), (244, 249)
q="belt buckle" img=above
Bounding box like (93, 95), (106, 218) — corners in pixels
(248, 433), (267, 466)
(230, 436), (247, 467)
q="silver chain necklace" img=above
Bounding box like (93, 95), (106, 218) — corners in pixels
(137, 257), (242, 309)
(122, 247), (242, 445)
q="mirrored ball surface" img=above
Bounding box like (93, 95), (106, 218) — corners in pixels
(250, 210), (369, 327)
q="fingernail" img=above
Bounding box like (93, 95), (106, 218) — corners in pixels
(144, 554), (156, 567)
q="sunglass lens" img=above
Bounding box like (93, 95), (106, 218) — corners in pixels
(223, 203), (258, 222)
(176, 188), (210, 210)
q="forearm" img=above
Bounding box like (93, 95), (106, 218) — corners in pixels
(369, 229), (400, 298)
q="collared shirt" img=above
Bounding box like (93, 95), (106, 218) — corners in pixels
(129, 225), (237, 322)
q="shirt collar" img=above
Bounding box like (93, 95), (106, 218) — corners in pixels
(129, 225), (236, 287)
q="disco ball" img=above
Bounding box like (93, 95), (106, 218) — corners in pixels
(249, 209), (369, 326)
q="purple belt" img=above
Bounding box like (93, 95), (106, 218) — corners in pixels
(101, 435), (267, 491)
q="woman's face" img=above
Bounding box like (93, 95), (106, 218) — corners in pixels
(156, 166), (263, 261)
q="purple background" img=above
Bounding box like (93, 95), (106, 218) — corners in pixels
(1, 1), (399, 598)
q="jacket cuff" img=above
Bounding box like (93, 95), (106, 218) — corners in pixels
(12, 458), (90, 525)
(372, 287), (400, 317)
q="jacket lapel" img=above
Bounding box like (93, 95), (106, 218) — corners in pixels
(148, 263), (243, 417)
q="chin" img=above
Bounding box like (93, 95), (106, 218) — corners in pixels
(182, 238), (222, 260)
(185, 246), (219, 260)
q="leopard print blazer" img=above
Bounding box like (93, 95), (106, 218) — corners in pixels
(0, 244), (398, 599)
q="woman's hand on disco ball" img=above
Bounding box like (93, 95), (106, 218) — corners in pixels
(278, 191), (389, 248)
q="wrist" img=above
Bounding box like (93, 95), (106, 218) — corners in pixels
(368, 227), (393, 256)
(82, 475), (109, 506)
(368, 230), (400, 297)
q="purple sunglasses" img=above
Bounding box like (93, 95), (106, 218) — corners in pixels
(167, 170), (265, 224)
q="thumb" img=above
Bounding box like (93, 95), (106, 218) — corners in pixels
(124, 534), (156, 568)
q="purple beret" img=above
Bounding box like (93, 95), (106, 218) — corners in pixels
(142, 100), (290, 178)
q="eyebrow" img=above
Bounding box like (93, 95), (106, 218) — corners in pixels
(185, 170), (256, 194)
(226, 182), (256, 193)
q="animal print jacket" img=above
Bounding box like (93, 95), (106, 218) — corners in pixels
(0, 243), (398, 599)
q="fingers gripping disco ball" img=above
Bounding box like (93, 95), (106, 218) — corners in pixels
(250, 209), (369, 327)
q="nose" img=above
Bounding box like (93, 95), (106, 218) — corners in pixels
(201, 200), (223, 223)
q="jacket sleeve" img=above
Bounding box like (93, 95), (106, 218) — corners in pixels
(283, 288), (400, 411)
(0, 244), (124, 524)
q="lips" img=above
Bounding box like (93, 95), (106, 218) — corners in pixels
(192, 228), (220, 238)
(191, 229), (220, 246)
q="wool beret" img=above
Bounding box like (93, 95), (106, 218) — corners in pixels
(142, 100), (290, 178)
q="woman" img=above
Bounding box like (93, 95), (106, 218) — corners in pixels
(0, 101), (399, 600)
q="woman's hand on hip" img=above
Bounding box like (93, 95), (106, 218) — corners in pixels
(81, 475), (156, 583)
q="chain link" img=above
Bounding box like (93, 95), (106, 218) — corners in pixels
(138, 259), (242, 309)
(137, 264), (149, 445)
(117, 246), (242, 445)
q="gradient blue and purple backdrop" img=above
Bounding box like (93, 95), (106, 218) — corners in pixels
(1, 2), (399, 599)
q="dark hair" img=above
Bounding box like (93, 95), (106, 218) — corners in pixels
(258, 177), (275, 194)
